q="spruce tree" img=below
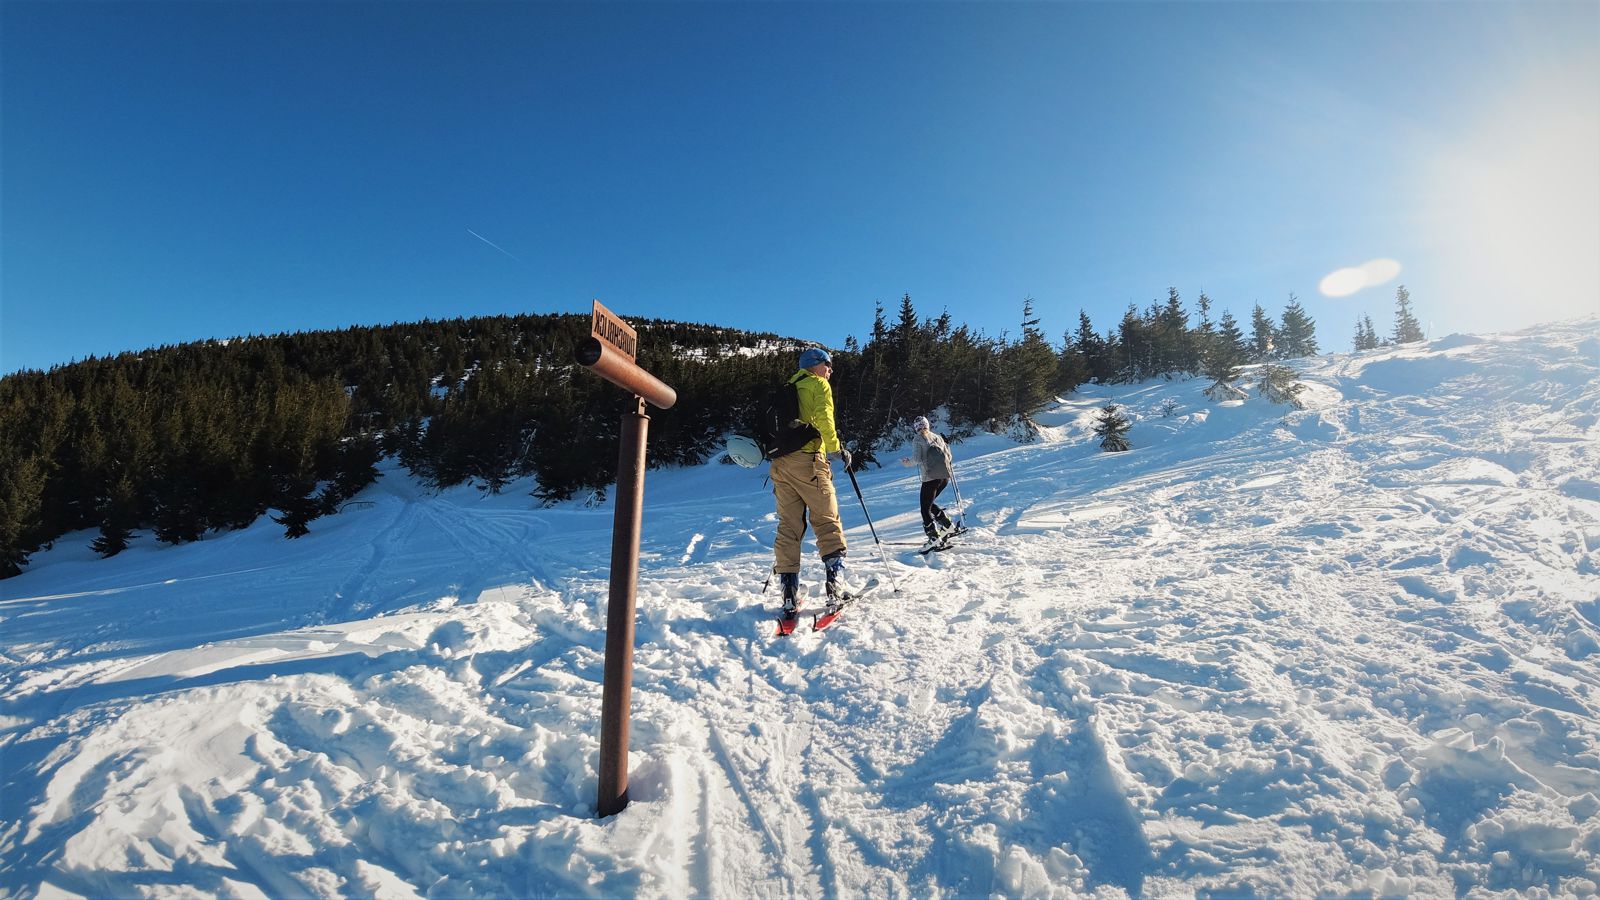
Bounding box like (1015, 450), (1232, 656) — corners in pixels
(1249, 304), (1276, 362)
(1094, 403), (1132, 452)
(1257, 364), (1306, 409)
(1215, 311), (1249, 364)
(320, 433), (382, 514)
(460, 361), (536, 494)
(1157, 288), (1198, 375)
(1075, 310), (1115, 384)
(270, 475), (322, 539)
(90, 475), (138, 557)
(150, 463), (208, 544)
(1275, 295), (1319, 359)
(1392, 285), (1424, 343)
(1006, 297), (1057, 416)
(30, 391), (72, 539)
(1201, 328), (1248, 402)
(61, 399), (109, 533)
(1191, 292), (1217, 375)
(0, 451), (44, 577)
(1352, 314), (1380, 351)
(1055, 328), (1090, 394)
(856, 301), (893, 439)
(1117, 304), (1152, 381)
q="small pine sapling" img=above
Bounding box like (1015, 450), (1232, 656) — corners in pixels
(270, 476), (324, 539)
(1095, 403), (1132, 452)
(1256, 364), (1306, 409)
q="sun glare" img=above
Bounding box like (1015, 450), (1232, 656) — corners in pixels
(1419, 62), (1600, 330)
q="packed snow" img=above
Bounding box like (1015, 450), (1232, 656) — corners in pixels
(3, 319), (1598, 898)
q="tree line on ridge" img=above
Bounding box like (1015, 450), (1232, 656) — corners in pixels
(0, 286), (1424, 577)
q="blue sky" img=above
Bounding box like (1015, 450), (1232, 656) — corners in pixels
(3, 1), (1596, 375)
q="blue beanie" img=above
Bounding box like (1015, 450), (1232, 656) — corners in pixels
(799, 347), (832, 369)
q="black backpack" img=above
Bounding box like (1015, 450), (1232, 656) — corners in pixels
(754, 378), (820, 460)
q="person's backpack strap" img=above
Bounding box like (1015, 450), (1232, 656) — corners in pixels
(770, 375), (819, 458)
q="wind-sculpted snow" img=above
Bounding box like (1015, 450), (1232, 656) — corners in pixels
(2, 319), (1599, 897)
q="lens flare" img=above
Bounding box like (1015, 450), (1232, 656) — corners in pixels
(1319, 258), (1402, 298)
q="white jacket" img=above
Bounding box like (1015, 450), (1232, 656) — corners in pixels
(904, 430), (953, 482)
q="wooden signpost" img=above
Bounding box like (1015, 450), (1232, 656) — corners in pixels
(575, 300), (676, 818)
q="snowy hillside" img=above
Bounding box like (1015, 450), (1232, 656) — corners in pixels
(3, 319), (1599, 898)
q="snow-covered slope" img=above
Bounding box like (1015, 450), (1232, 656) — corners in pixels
(3, 319), (1598, 898)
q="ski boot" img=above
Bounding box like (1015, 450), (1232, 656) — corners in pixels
(823, 551), (856, 607)
(780, 572), (801, 615)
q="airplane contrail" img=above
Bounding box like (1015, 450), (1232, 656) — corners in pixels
(466, 228), (521, 261)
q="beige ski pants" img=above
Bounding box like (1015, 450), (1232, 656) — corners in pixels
(770, 450), (847, 574)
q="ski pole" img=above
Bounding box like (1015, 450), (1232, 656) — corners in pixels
(948, 463), (968, 531)
(843, 462), (901, 594)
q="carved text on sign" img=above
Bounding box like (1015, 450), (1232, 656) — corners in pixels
(591, 301), (637, 362)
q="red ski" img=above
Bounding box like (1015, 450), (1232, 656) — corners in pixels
(773, 578), (882, 636)
(812, 606), (848, 632)
(775, 612), (803, 637)
(810, 577), (882, 632)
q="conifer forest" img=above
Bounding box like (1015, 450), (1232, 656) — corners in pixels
(0, 287), (1422, 577)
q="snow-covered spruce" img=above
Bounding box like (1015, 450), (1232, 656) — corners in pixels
(1094, 402), (1132, 451)
(1256, 362), (1306, 409)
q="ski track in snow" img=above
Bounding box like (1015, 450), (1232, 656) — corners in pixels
(2, 320), (1600, 897)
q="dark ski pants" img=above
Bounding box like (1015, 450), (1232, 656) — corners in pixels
(920, 479), (953, 538)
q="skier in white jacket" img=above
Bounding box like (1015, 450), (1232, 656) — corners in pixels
(900, 416), (956, 550)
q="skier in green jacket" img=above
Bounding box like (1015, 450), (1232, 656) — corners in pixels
(771, 347), (857, 612)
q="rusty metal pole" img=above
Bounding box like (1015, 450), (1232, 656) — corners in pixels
(596, 395), (648, 818)
(575, 301), (675, 821)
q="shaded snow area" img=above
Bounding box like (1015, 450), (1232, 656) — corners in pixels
(4, 320), (1600, 898)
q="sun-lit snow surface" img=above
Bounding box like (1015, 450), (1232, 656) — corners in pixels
(3, 320), (1599, 898)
